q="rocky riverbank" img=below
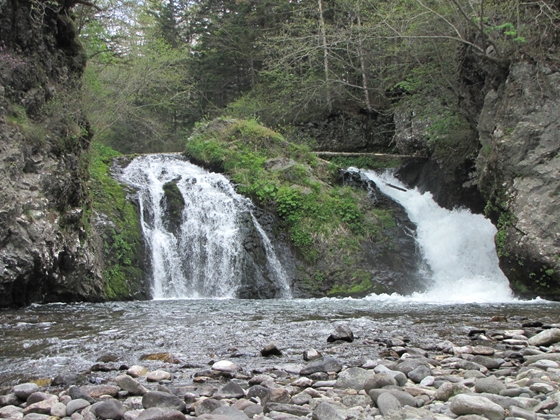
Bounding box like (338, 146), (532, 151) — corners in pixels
(2, 322), (560, 420)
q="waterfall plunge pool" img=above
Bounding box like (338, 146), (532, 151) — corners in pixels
(1, 298), (559, 385)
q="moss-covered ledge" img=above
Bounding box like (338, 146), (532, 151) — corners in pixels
(88, 143), (148, 300)
(185, 118), (423, 297)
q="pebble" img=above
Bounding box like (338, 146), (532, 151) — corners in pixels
(6, 323), (560, 420)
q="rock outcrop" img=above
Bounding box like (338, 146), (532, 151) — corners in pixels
(0, 0), (102, 306)
(476, 63), (560, 298)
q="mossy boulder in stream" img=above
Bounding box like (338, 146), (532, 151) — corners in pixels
(161, 180), (186, 233)
(185, 118), (424, 297)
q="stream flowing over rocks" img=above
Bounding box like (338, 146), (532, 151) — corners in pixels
(2, 299), (560, 420)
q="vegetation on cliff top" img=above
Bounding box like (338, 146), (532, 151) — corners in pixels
(185, 118), (397, 296)
(88, 142), (146, 300)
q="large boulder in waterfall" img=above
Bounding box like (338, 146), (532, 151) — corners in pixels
(185, 118), (426, 298)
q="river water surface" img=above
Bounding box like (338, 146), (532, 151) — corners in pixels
(2, 298), (560, 385)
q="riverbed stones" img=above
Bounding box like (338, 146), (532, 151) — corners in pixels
(50, 402), (67, 418)
(94, 399), (126, 420)
(142, 392), (186, 412)
(300, 356), (342, 375)
(214, 381), (245, 399)
(0, 405), (23, 420)
(116, 375), (148, 396)
(210, 360), (239, 374)
(377, 392), (402, 416)
(327, 325), (354, 343)
(12, 384), (38, 401)
(334, 367), (373, 390)
(303, 349), (321, 361)
(66, 399), (91, 416)
(127, 366), (149, 378)
(147, 370), (171, 382)
(475, 376), (507, 394)
(449, 394), (505, 420)
(260, 343), (282, 357)
(137, 408), (186, 420)
(528, 328), (560, 346)
(407, 365), (431, 383)
(81, 385), (119, 399)
(312, 401), (344, 420)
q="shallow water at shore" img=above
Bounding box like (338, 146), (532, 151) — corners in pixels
(2, 298), (560, 385)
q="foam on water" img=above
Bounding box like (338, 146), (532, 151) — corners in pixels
(362, 169), (515, 303)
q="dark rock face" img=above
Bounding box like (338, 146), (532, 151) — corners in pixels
(476, 63), (560, 298)
(0, 0), (101, 307)
(292, 111), (394, 152)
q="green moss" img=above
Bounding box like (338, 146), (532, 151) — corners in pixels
(185, 118), (398, 294)
(89, 143), (144, 300)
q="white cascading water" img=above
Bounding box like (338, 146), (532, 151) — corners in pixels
(362, 169), (515, 303)
(120, 154), (291, 299)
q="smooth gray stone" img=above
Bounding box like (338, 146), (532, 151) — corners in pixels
(408, 365), (431, 383)
(300, 356), (342, 375)
(509, 405), (537, 420)
(66, 399), (91, 416)
(327, 324), (354, 343)
(246, 385), (271, 404)
(194, 399), (225, 417)
(0, 405), (23, 420)
(243, 404), (263, 418)
(377, 393), (402, 416)
(50, 402), (67, 418)
(341, 394), (371, 408)
(311, 401), (344, 420)
(142, 392), (186, 413)
(0, 394), (19, 406)
(475, 376), (506, 394)
(115, 375), (147, 396)
(94, 399), (125, 420)
(397, 359), (430, 376)
(364, 373), (397, 392)
(373, 365), (407, 386)
(214, 381), (245, 399)
(137, 408), (187, 420)
(22, 414), (49, 420)
(26, 393), (53, 405)
(13, 384), (39, 401)
(500, 387), (533, 397)
(528, 329), (560, 347)
(290, 392), (311, 405)
(449, 394), (505, 420)
(479, 393), (525, 409)
(368, 389), (417, 407)
(434, 382), (470, 402)
(334, 367), (374, 390)
(68, 386), (95, 404)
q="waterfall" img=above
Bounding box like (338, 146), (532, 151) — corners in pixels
(119, 154), (291, 299)
(362, 169), (514, 303)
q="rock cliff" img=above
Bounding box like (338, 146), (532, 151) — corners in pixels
(477, 63), (560, 298)
(0, 1), (147, 306)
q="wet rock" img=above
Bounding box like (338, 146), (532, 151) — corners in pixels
(137, 407), (186, 420)
(327, 325), (354, 343)
(12, 384), (38, 401)
(303, 349), (322, 361)
(449, 394), (505, 420)
(364, 373), (397, 392)
(194, 399), (225, 417)
(116, 375), (148, 396)
(377, 393), (402, 416)
(311, 401), (344, 420)
(21, 414), (49, 420)
(66, 399), (91, 416)
(214, 381), (245, 399)
(25, 393), (52, 405)
(374, 365), (407, 386)
(341, 394), (371, 408)
(290, 392), (312, 405)
(473, 346), (495, 356)
(334, 367), (374, 390)
(69, 386), (95, 404)
(140, 353), (180, 364)
(291, 377), (313, 388)
(475, 376), (507, 394)
(397, 359), (430, 375)
(528, 329), (560, 347)
(242, 403), (262, 418)
(261, 343), (282, 357)
(94, 399), (125, 420)
(52, 374), (87, 387)
(408, 365), (431, 383)
(269, 388), (291, 404)
(530, 360), (559, 369)
(246, 385), (271, 404)
(142, 392), (186, 412)
(147, 370), (171, 382)
(127, 366), (149, 378)
(300, 357), (342, 375)
(211, 360), (239, 374)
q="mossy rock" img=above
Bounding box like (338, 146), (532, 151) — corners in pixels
(185, 118), (423, 297)
(161, 180), (185, 233)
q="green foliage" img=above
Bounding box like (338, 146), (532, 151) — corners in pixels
(185, 118), (395, 268)
(89, 142), (144, 299)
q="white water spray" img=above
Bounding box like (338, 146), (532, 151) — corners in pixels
(362, 169), (514, 303)
(120, 154), (291, 299)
